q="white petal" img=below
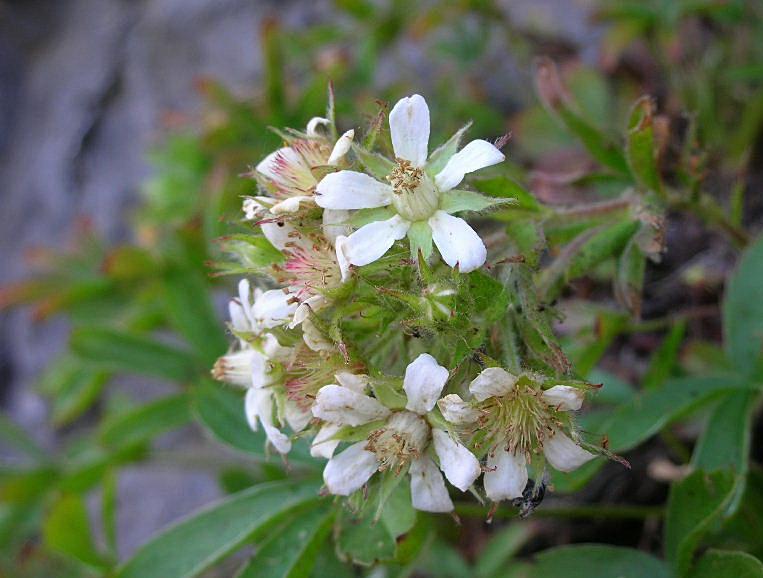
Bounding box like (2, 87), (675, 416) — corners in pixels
(409, 455), (454, 513)
(431, 429), (481, 492)
(311, 423), (342, 459)
(245, 388), (291, 454)
(289, 295), (326, 329)
(469, 367), (517, 401)
(315, 171), (393, 209)
(312, 384), (391, 426)
(243, 197), (266, 220)
(262, 333), (292, 362)
(389, 94), (430, 167)
(342, 215), (411, 267)
(250, 349), (275, 389)
(484, 446), (528, 501)
(322, 209), (352, 245)
(328, 129), (354, 165)
(256, 147), (294, 181)
(323, 441), (379, 495)
(544, 430), (595, 472)
(271, 195), (313, 215)
(334, 235), (352, 281)
(428, 211), (487, 273)
(285, 400), (312, 432)
(542, 385), (585, 411)
(252, 289), (297, 329)
(434, 139), (505, 192)
(302, 316), (333, 352)
(437, 394), (480, 425)
(261, 220), (296, 251)
(214, 350), (256, 388)
(228, 300), (250, 335)
(306, 116), (331, 136)
(334, 372), (369, 393)
(403, 353), (449, 414)
(237, 279), (255, 325)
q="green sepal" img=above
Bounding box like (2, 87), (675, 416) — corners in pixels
(371, 377), (408, 410)
(408, 221), (433, 261)
(426, 121), (472, 176)
(352, 144), (394, 180)
(440, 189), (516, 214)
(349, 206), (396, 227)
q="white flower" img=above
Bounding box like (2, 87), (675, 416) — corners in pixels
(315, 94), (505, 273)
(255, 126), (354, 214)
(465, 368), (595, 502)
(252, 289), (297, 329)
(313, 353), (480, 512)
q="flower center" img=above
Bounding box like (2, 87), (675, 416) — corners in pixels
(387, 159), (440, 222)
(475, 383), (563, 460)
(366, 411), (429, 473)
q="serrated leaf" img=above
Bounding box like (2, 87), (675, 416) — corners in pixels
(115, 481), (321, 578)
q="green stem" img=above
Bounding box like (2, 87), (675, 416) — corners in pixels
(455, 502), (664, 520)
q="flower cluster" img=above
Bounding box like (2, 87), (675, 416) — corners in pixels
(213, 95), (599, 514)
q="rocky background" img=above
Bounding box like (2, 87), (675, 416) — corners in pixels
(0, 0), (599, 558)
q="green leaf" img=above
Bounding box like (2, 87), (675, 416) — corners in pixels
(530, 544), (670, 578)
(614, 233), (646, 317)
(475, 523), (532, 578)
(440, 190), (514, 214)
(723, 235), (763, 375)
(337, 505), (397, 565)
(693, 549), (763, 578)
(115, 480), (320, 578)
(162, 266), (227, 365)
(100, 394), (191, 450)
(692, 391), (757, 476)
(192, 382), (313, 464)
(642, 320), (687, 389)
(43, 493), (110, 569)
(193, 383), (267, 455)
(71, 327), (199, 382)
(665, 469), (741, 576)
(539, 220), (640, 301)
(625, 96), (664, 194)
(604, 374), (758, 453)
(0, 412), (49, 463)
(533, 57), (627, 174)
(237, 503), (334, 578)
(408, 221), (433, 261)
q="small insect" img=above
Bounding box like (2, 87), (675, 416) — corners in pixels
(511, 474), (548, 518)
